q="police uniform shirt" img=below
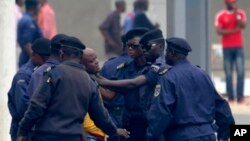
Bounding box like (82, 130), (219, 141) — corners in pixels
(8, 60), (36, 136)
(114, 60), (149, 115)
(100, 53), (132, 125)
(27, 58), (60, 98)
(146, 59), (234, 141)
(18, 61), (117, 137)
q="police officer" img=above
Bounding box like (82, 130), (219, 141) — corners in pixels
(112, 28), (149, 141)
(17, 0), (43, 67)
(8, 38), (51, 141)
(16, 37), (129, 141)
(146, 37), (235, 141)
(100, 35), (132, 141)
(27, 34), (68, 99)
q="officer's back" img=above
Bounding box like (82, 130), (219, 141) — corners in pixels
(17, 37), (118, 141)
(147, 37), (234, 141)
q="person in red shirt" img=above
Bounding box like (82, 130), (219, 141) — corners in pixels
(215, 0), (246, 104)
(38, 0), (57, 39)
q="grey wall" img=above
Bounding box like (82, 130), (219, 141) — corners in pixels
(49, 0), (111, 60)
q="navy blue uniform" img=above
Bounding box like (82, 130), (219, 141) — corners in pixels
(20, 58), (60, 129)
(7, 60), (36, 141)
(139, 60), (171, 118)
(114, 60), (150, 141)
(17, 13), (43, 67)
(101, 53), (131, 141)
(146, 60), (235, 141)
(17, 61), (117, 141)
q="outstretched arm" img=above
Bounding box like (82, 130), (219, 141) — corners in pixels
(93, 73), (147, 90)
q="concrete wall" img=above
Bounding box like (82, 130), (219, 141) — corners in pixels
(49, 0), (111, 60)
(49, 0), (166, 61)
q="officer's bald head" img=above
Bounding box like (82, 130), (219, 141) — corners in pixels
(82, 48), (100, 74)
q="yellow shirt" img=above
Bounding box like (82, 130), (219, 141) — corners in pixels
(83, 113), (107, 138)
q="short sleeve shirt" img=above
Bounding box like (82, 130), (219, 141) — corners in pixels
(215, 9), (246, 48)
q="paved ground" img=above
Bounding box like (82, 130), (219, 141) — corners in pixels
(228, 98), (250, 124)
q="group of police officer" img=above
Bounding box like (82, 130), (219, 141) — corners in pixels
(8, 28), (234, 141)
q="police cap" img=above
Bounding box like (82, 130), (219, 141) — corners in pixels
(51, 34), (68, 51)
(125, 28), (149, 40)
(32, 38), (51, 56)
(60, 36), (86, 51)
(139, 29), (164, 47)
(166, 37), (192, 55)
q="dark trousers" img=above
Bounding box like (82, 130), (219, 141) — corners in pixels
(32, 134), (84, 141)
(121, 123), (147, 141)
(223, 47), (244, 101)
(184, 134), (216, 141)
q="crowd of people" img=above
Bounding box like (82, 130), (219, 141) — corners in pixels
(8, 0), (246, 141)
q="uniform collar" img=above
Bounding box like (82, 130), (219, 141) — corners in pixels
(62, 60), (85, 70)
(46, 58), (60, 65)
(175, 59), (189, 66)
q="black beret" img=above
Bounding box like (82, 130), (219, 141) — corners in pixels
(60, 36), (86, 50)
(51, 34), (68, 50)
(139, 29), (164, 47)
(125, 28), (149, 40)
(166, 37), (192, 55)
(32, 38), (51, 56)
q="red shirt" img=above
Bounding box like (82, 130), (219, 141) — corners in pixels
(215, 9), (246, 48)
(38, 3), (57, 39)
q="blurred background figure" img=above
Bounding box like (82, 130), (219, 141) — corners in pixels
(38, 0), (57, 39)
(17, 0), (43, 68)
(132, 0), (158, 30)
(16, 0), (25, 30)
(215, 0), (247, 104)
(99, 0), (126, 59)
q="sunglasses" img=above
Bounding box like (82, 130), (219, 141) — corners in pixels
(142, 43), (157, 51)
(127, 43), (141, 49)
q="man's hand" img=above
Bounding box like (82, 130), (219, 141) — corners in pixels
(116, 128), (130, 139)
(17, 136), (26, 141)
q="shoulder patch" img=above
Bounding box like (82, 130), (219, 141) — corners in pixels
(116, 63), (125, 70)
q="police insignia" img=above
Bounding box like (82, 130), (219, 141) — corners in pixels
(117, 63), (125, 69)
(151, 64), (160, 72)
(46, 77), (51, 83)
(154, 84), (161, 97)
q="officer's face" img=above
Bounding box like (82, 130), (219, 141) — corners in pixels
(143, 40), (162, 63)
(82, 52), (100, 74)
(127, 37), (142, 59)
(165, 48), (174, 65)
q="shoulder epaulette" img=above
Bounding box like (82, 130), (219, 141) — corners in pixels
(159, 68), (170, 75)
(116, 63), (126, 70)
(108, 57), (116, 61)
(43, 65), (56, 75)
(33, 66), (39, 72)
